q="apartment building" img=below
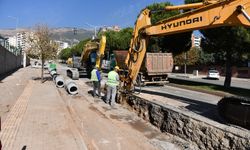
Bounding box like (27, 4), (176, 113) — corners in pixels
(55, 40), (69, 54)
(191, 34), (201, 48)
(99, 25), (121, 32)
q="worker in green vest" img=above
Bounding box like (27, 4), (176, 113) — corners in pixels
(105, 66), (120, 107)
(91, 65), (101, 97)
(49, 62), (57, 71)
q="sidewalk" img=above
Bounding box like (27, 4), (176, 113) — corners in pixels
(169, 73), (250, 81)
(0, 77), (87, 150)
(0, 66), (193, 150)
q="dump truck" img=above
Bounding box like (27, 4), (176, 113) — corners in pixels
(114, 50), (173, 86)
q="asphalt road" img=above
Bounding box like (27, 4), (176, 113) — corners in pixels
(139, 84), (222, 121)
(168, 73), (250, 89)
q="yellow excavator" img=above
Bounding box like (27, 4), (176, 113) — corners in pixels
(120, 0), (250, 128)
(80, 35), (106, 70)
(67, 35), (106, 79)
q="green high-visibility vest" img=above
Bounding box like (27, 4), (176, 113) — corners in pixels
(49, 63), (56, 70)
(107, 71), (119, 86)
(91, 69), (98, 81)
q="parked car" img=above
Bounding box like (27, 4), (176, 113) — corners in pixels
(31, 60), (49, 69)
(207, 70), (220, 79)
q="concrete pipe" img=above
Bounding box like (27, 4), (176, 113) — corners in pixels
(50, 70), (57, 81)
(55, 76), (64, 88)
(48, 67), (52, 72)
(66, 69), (79, 80)
(65, 79), (78, 95)
(50, 70), (57, 77)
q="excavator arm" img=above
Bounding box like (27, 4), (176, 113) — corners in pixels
(80, 35), (106, 69)
(95, 35), (106, 68)
(123, 0), (250, 91)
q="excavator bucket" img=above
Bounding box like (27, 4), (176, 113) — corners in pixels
(217, 96), (250, 129)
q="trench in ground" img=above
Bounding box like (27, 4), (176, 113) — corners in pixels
(119, 94), (250, 150)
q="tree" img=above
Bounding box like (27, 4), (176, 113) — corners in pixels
(104, 27), (133, 52)
(185, 0), (250, 88)
(71, 38), (91, 56)
(27, 24), (58, 82)
(59, 48), (71, 60)
(58, 38), (91, 60)
(198, 49), (215, 65)
(174, 47), (200, 66)
(200, 27), (250, 87)
(145, 2), (192, 54)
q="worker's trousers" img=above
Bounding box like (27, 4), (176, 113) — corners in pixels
(93, 81), (101, 97)
(106, 85), (117, 105)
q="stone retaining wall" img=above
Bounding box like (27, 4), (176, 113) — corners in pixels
(121, 95), (250, 150)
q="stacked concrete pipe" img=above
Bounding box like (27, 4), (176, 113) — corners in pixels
(65, 79), (78, 95)
(66, 68), (79, 80)
(49, 70), (57, 81)
(55, 76), (64, 88)
(48, 67), (53, 72)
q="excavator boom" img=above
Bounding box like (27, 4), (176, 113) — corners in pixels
(95, 35), (106, 68)
(146, 0), (250, 36)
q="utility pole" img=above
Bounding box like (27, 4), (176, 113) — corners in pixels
(73, 27), (77, 35)
(85, 23), (104, 39)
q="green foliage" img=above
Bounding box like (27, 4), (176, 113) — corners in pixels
(174, 47), (200, 65)
(145, 2), (192, 54)
(58, 48), (71, 60)
(58, 38), (90, 60)
(146, 2), (178, 24)
(71, 39), (90, 56)
(198, 49), (215, 65)
(159, 32), (192, 54)
(200, 26), (250, 65)
(59, 28), (133, 60)
(104, 27), (133, 51)
(185, 0), (250, 65)
(185, 0), (250, 87)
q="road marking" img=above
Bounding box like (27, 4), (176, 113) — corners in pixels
(0, 80), (33, 150)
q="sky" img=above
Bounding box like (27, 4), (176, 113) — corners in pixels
(0, 0), (183, 29)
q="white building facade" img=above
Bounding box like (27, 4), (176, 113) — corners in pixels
(55, 40), (69, 54)
(191, 34), (201, 48)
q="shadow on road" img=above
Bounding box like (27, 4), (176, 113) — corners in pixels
(0, 68), (21, 82)
(32, 76), (53, 83)
(202, 77), (219, 80)
(139, 89), (226, 123)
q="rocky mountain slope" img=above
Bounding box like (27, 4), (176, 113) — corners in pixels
(0, 27), (94, 43)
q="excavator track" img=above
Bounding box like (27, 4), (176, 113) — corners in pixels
(217, 96), (250, 130)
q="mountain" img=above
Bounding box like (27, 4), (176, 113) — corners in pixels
(0, 27), (94, 44)
(50, 27), (94, 43)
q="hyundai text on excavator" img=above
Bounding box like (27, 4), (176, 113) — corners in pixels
(120, 0), (250, 129)
(67, 35), (106, 79)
